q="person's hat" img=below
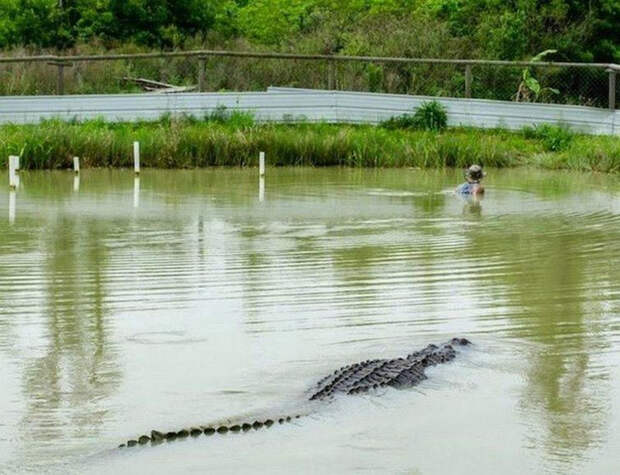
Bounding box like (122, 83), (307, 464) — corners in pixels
(465, 164), (485, 182)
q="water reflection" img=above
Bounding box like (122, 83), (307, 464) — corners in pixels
(329, 244), (387, 323)
(411, 191), (447, 214)
(459, 193), (483, 217)
(18, 217), (121, 465)
(133, 177), (140, 208)
(468, 210), (616, 469)
(8, 190), (15, 224)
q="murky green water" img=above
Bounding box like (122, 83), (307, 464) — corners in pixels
(1, 168), (619, 474)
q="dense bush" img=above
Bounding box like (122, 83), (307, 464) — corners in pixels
(0, 0), (617, 63)
(381, 101), (447, 131)
(413, 101), (448, 131)
(0, 0), (217, 48)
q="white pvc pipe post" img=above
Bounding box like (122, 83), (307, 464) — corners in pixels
(8, 156), (18, 189)
(133, 141), (140, 175)
(73, 156), (80, 174)
(259, 151), (265, 177)
(14, 155), (20, 173)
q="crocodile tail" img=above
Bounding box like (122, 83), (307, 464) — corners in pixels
(119, 414), (304, 448)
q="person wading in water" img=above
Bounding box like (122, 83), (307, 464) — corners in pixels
(456, 164), (485, 195)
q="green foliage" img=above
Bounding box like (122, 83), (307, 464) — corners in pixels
(522, 124), (574, 152)
(0, 0), (74, 49)
(412, 101), (448, 131)
(0, 0), (218, 48)
(381, 101), (447, 131)
(380, 114), (418, 130)
(515, 50), (561, 102)
(366, 63), (384, 93)
(476, 10), (529, 60)
(204, 106), (255, 128)
(421, 0), (618, 63)
(537, 134), (620, 173)
(236, 0), (318, 44)
(100, 0), (216, 46)
(0, 0), (616, 66)
(206, 104), (230, 123)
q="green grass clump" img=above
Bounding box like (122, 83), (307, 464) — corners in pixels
(381, 100), (448, 132)
(0, 117), (617, 172)
(522, 124), (574, 151)
(412, 101), (448, 131)
(525, 134), (620, 173)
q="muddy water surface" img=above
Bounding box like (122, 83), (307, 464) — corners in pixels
(0, 168), (619, 474)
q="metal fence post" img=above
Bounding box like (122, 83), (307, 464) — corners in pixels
(328, 60), (336, 90)
(198, 56), (206, 92)
(47, 61), (70, 95)
(57, 63), (64, 95)
(465, 65), (472, 98)
(608, 68), (616, 111)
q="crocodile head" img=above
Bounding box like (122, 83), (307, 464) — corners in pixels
(450, 337), (471, 346)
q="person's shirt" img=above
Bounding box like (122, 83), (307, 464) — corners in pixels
(456, 182), (475, 194)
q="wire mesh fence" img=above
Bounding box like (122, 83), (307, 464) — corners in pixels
(0, 51), (617, 109)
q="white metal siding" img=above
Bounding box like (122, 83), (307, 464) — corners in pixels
(0, 88), (617, 135)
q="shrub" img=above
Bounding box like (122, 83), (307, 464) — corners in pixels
(412, 100), (448, 131)
(380, 100), (448, 131)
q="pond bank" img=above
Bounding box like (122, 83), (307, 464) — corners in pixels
(1, 119), (618, 172)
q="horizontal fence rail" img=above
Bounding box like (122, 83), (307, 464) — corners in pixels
(0, 49), (618, 110)
(1, 50), (618, 69)
(0, 89), (617, 135)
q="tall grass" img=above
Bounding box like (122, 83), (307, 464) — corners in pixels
(0, 118), (618, 172)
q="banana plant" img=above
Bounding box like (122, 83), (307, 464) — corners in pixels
(515, 49), (560, 102)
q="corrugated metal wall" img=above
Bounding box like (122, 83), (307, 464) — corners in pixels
(0, 88), (617, 135)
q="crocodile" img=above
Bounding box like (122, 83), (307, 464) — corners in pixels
(119, 337), (470, 448)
